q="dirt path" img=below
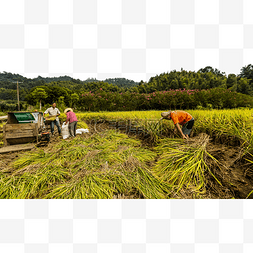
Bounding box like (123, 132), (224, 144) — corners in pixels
(201, 137), (253, 199)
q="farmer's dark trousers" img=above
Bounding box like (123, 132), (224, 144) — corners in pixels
(69, 121), (77, 137)
(50, 120), (61, 135)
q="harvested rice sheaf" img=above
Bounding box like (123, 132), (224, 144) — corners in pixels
(0, 130), (168, 199)
(154, 133), (222, 195)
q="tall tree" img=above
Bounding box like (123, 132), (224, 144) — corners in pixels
(239, 64), (253, 85)
(30, 87), (47, 110)
(70, 93), (79, 108)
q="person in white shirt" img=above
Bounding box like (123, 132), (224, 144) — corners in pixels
(43, 102), (61, 135)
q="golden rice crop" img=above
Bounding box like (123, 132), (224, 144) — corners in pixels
(1, 109), (253, 199)
(76, 108), (253, 149)
(0, 130), (169, 199)
(154, 134), (222, 195)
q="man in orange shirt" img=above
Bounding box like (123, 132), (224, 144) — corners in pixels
(160, 110), (194, 139)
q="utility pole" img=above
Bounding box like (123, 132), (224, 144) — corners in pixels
(17, 81), (20, 111)
(12, 81), (23, 111)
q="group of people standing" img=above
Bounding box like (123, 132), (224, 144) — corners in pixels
(43, 102), (78, 137)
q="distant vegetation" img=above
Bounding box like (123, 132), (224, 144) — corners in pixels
(1, 64), (253, 111)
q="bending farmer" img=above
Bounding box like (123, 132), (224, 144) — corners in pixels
(64, 108), (78, 137)
(43, 102), (61, 135)
(160, 110), (194, 139)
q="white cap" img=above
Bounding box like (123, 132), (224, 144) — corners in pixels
(160, 111), (171, 120)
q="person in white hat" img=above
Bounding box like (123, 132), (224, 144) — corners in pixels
(160, 110), (194, 139)
(64, 108), (78, 137)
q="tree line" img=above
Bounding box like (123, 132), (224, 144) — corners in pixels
(1, 65), (253, 111)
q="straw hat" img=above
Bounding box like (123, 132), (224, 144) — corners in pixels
(64, 108), (73, 114)
(160, 111), (171, 120)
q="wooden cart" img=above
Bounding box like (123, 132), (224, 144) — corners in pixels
(0, 112), (48, 153)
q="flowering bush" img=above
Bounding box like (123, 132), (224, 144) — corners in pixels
(77, 88), (253, 111)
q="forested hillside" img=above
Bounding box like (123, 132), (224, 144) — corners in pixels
(135, 66), (253, 95)
(1, 65), (253, 111)
(0, 72), (138, 101)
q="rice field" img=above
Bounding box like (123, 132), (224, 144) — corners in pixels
(61, 108), (253, 148)
(0, 109), (253, 199)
